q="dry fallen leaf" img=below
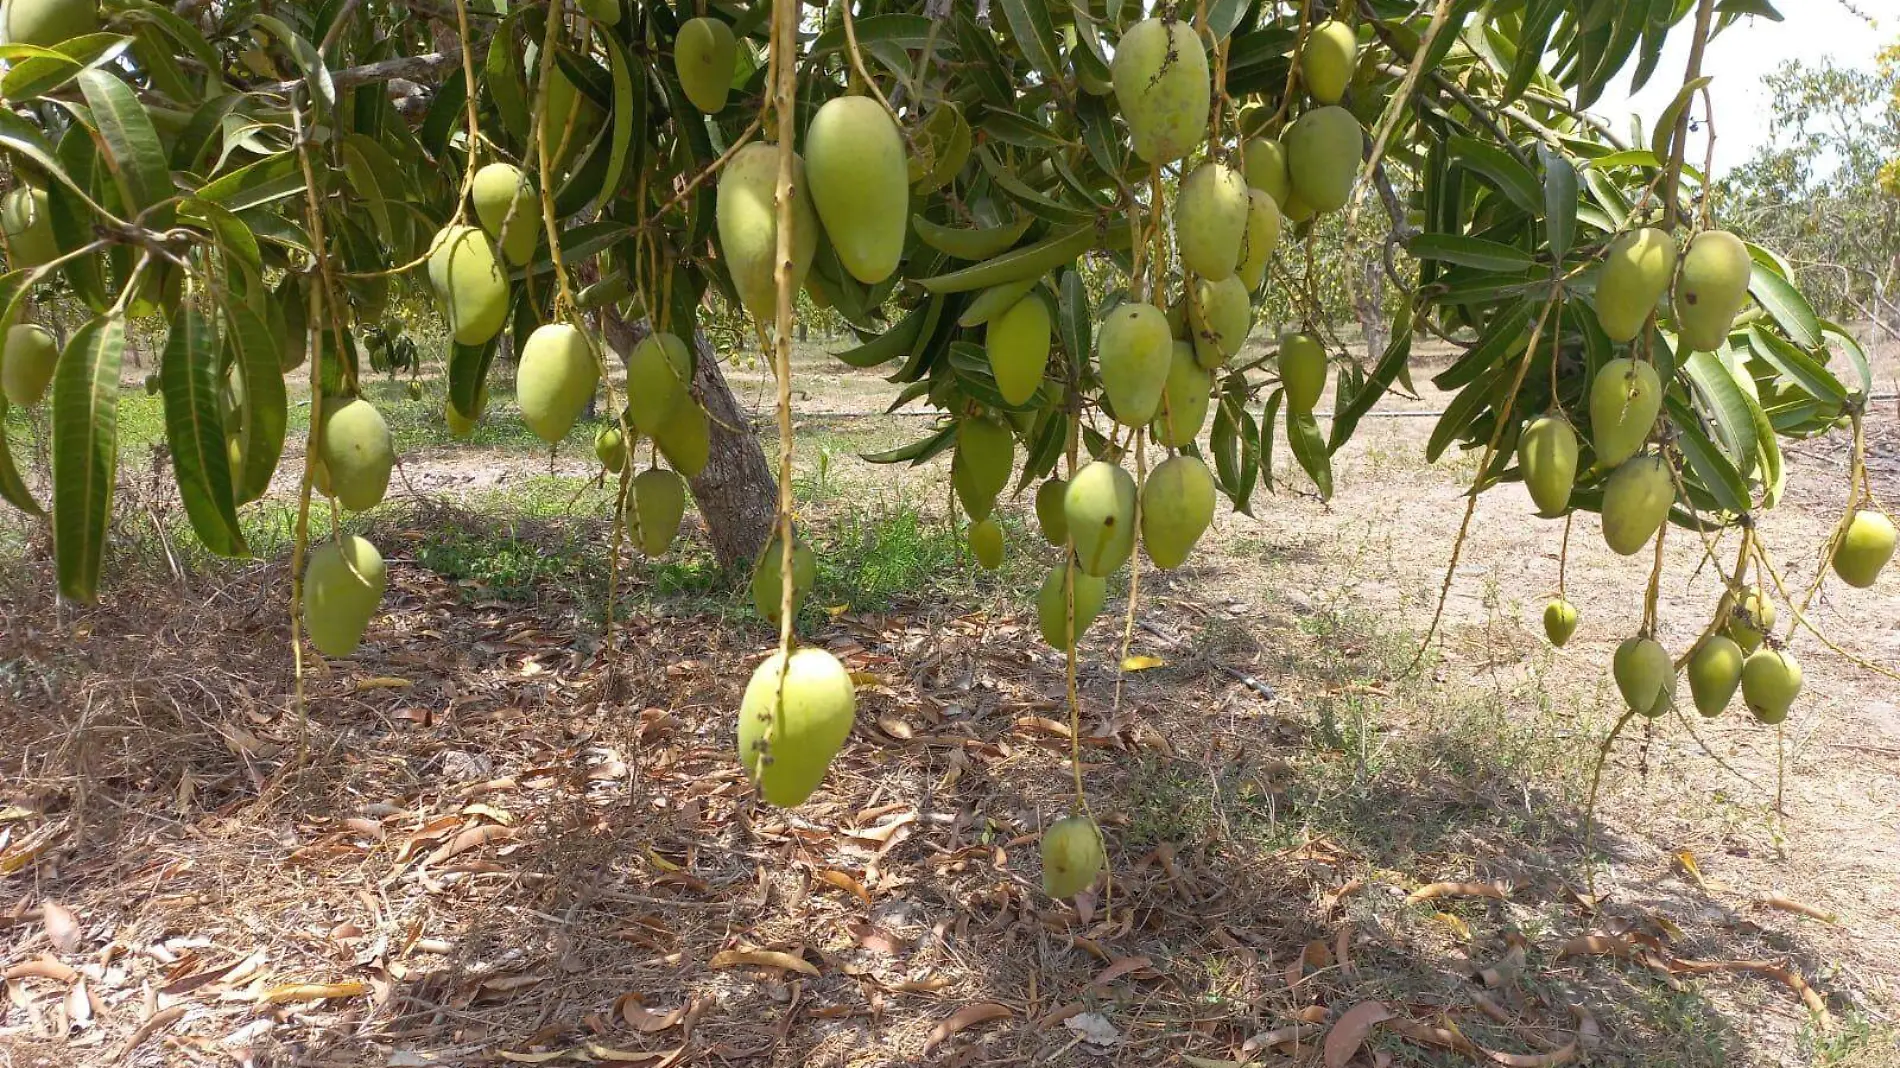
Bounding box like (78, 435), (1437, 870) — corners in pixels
(425, 823), (517, 866)
(1064, 1011), (1121, 1047)
(496, 1050), (570, 1064)
(1406, 881), (1506, 904)
(4, 955), (77, 982)
(924, 1002), (1012, 1052)
(1324, 1001), (1393, 1068)
(708, 949), (819, 977)
(1555, 934), (1632, 960)
(615, 995), (686, 1033)
(814, 869), (872, 907)
(585, 1042), (685, 1065)
(1758, 893), (1837, 924)
(1120, 654), (1166, 671)
(41, 900), (80, 953)
(843, 920), (906, 955)
(260, 981), (370, 1005)
(1674, 849), (1709, 889)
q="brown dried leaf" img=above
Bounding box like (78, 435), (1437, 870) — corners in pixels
(1757, 894), (1837, 924)
(1324, 1002), (1393, 1068)
(4, 955), (77, 982)
(1670, 957), (1832, 1025)
(924, 1002), (1012, 1053)
(425, 823), (517, 866)
(708, 949), (819, 977)
(843, 920), (907, 955)
(1674, 849), (1709, 889)
(1479, 944), (1526, 989)
(1245, 1024), (1324, 1053)
(41, 900), (80, 952)
(1091, 955), (1155, 987)
(1555, 935), (1632, 960)
(615, 995), (686, 1033)
(1406, 881), (1506, 904)
(260, 980), (370, 1004)
(115, 1004), (186, 1058)
(496, 1050), (571, 1064)
(1386, 1017), (1474, 1054)
(815, 869), (872, 907)
(584, 1042), (685, 1065)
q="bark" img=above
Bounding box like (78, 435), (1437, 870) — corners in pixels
(1356, 251), (1388, 362)
(600, 310), (777, 572)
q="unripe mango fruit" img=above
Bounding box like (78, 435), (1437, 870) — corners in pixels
(1675, 230), (1752, 352)
(1614, 636), (1674, 716)
(1278, 333), (1326, 414)
(1543, 598), (1577, 647)
(655, 400), (710, 478)
(986, 293), (1052, 406)
(1517, 415), (1578, 516)
(595, 425), (627, 472)
(1151, 341), (1210, 448)
(1721, 586), (1774, 653)
(1190, 275), (1251, 369)
(1110, 18), (1209, 164)
(1300, 20), (1358, 105)
(1741, 647), (1800, 724)
(578, 0), (619, 27)
(1141, 454), (1215, 570)
(633, 468), (687, 556)
(1687, 635), (1744, 718)
(1, 187), (55, 269)
(1, 323), (57, 407)
(969, 517), (1003, 570)
(1600, 453), (1674, 556)
(471, 163), (540, 266)
(1175, 162), (1250, 281)
(1037, 563), (1107, 649)
(1237, 189), (1282, 291)
(952, 417), (1013, 521)
(1041, 815), (1105, 898)
(1066, 460), (1137, 577)
(805, 95), (909, 285)
(1243, 138), (1291, 206)
(1285, 106), (1362, 213)
(717, 143), (818, 321)
(318, 397), (394, 512)
(1588, 357), (1661, 467)
(625, 331), (690, 435)
(1594, 228), (1676, 343)
(1831, 509), (1895, 588)
(737, 647), (857, 807)
(5, 0), (99, 46)
(676, 17), (737, 113)
(426, 224), (510, 346)
(304, 535), (387, 657)
(516, 323), (600, 444)
(1035, 478), (1069, 546)
(1098, 302), (1172, 425)
(752, 533), (816, 623)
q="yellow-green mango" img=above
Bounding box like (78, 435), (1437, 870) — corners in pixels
(676, 17), (737, 114)
(1543, 598), (1577, 647)
(1141, 453), (1215, 570)
(1190, 275), (1251, 369)
(716, 143), (819, 321)
(1687, 635), (1743, 718)
(446, 385), (486, 439)
(752, 533), (816, 623)
(1065, 460), (1137, 577)
(426, 224), (509, 346)
(1594, 228), (1676, 343)
(1721, 586), (1774, 653)
(470, 162), (540, 266)
(986, 293), (1052, 406)
(969, 517), (1003, 570)
(1599, 452), (1674, 555)
(952, 416), (1013, 521)
(626, 330), (690, 435)
(1242, 137), (1291, 207)
(1110, 18), (1209, 165)
(318, 397), (394, 512)
(303, 534), (387, 658)
(633, 467), (687, 556)
(1588, 357), (1661, 467)
(1517, 414), (1578, 516)
(1300, 19), (1358, 105)
(1175, 162), (1250, 281)
(1037, 562), (1107, 649)
(595, 425), (626, 472)
(805, 95), (909, 285)
(1613, 636), (1673, 716)
(1237, 189), (1282, 292)
(1600, 453), (1674, 556)
(737, 647), (857, 807)
(1831, 509), (1895, 588)
(655, 399), (710, 477)
(1, 187), (55, 269)
(4, 0), (99, 46)
(1041, 815), (1105, 898)
(516, 323), (599, 444)
(1151, 341), (1210, 448)
(1281, 187), (1317, 224)
(1278, 332), (1326, 414)
(1284, 106), (1362, 213)
(1675, 229), (1751, 352)
(1, 323), (57, 407)
(1036, 478), (1069, 546)
(1098, 301), (1172, 425)
(1741, 647), (1800, 725)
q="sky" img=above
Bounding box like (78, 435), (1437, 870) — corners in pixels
(1592, 2), (1888, 177)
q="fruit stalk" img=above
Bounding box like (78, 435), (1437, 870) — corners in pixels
(770, 0), (799, 667)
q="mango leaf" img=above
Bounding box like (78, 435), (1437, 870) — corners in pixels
(862, 421), (957, 465)
(1505, 0), (1564, 102)
(161, 304), (246, 556)
(1427, 363), (1505, 463)
(1819, 321), (1872, 397)
(1667, 396), (1750, 515)
(1408, 233), (1535, 273)
(0, 391), (43, 516)
(1538, 144), (1577, 261)
(597, 35), (643, 215)
(0, 34), (134, 103)
(1648, 75), (1711, 161)
(1331, 308), (1411, 452)
(77, 70), (173, 224)
(52, 315), (128, 602)
(1449, 136), (1541, 215)
(995, 0), (1065, 88)
(1286, 410), (1332, 501)
(224, 301), (286, 505)
(1259, 388), (1282, 489)
(1432, 299), (1531, 391)
(809, 14), (936, 55)
(1057, 269), (1090, 366)
(448, 334), (501, 423)
(1745, 254), (1822, 351)
(1746, 327), (1845, 410)
(250, 14), (333, 115)
(1683, 351), (1758, 479)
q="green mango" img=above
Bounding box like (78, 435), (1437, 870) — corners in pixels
(1687, 635), (1744, 718)
(952, 417), (1014, 521)
(1600, 453), (1674, 556)
(1721, 586), (1775, 653)
(1613, 636), (1674, 716)
(1517, 414), (1578, 516)
(625, 331), (691, 435)
(633, 468), (687, 556)
(1098, 301), (1172, 425)
(1065, 460), (1137, 577)
(969, 517), (1003, 570)
(986, 293), (1052, 406)
(1041, 815), (1105, 898)
(1594, 228), (1676, 343)
(1110, 18), (1209, 164)
(654, 399), (710, 478)
(0, 323), (57, 407)
(426, 224), (509, 346)
(1151, 341), (1211, 448)
(5, 0), (99, 46)
(1543, 598), (1577, 647)
(716, 143), (818, 321)
(1036, 562), (1107, 649)
(516, 323), (600, 444)
(1140, 453), (1215, 570)
(1284, 106), (1361, 213)
(317, 397), (394, 512)
(1, 187), (56, 269)
(1174, 162), (1250, 281)
(470, 163), (540, 267)
(1831, 509), (1895, 588)
(1741, 647), (1801, 724)
(1278, 332), (1326, 414)
(1035, 478), (1069, 546)
(737, 647), (857, 806)
(303, 535), (387, 658)
(595, 425), (627, 472)
(752, 533), (816, 623)
(1237, 189), (1283, 292)
(805, 95), (909, 285)
(1588, 357), (1661, 467)
(1189, 275), (1251, 369)
(676, 17), (737, 114)
(1299, 20), (1358, 105)
(1674, 230), (1752, 353)
(1242, 137), (1290, 207)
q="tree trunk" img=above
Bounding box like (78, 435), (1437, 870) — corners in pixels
(600, 309), (777, 572)
(1356, 251), (1387, 361)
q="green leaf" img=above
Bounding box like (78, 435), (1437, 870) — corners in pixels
(1746, 327), (1846, 411)
(916, 224), (1097, 294)
(862, 420), (957, 465)
(485, 14), (530, 146)
(1820, 321), (1873, 398)
(1683, 351), (1758, 480)
(995, 0), (1065, 88)
(1330, 307), (1411, 452)
(978, 106), (1072, 150)
(52, 314), (127, 602)
(1286, 410), (1333, 501)
(1408, 233), (1535, 273)
(1449, 135), (1541, 215)
(0, 390), (42, 517)
(196, 152), (304, 212)
(1725, 352), (1782, 508)
(1259, 389), (1282, 490)
(250, 14), (333, 115)
(338, 137), (396, 251)
(1744, 253), (1821, 351)
(1715, 0), (1781, 19)
(1538, 144), (1577, 261)
(1650, 75), (1713, 160)
(76, 69), (173, 223)
(1667, 395), (1749, 515)
(223, 300), (286, 505)
(1433, 299), (1531, 391)
(169, 92), (242, 173)
(810, 14), (937, 56)
(0, 34), (134, 102)
(597, 35), (643, 215)
(1210, 399), (1243, 503)
(448, 334), (501, 423)
(1427, 363), (1505, 463)
(1505, 0), (1564, 102)
(1057, 269), (1090, 366)
(833, 302), (928, 369)
(160, 304), (246, 557)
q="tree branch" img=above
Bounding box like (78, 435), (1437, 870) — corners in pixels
(1663, 0), (1718, 229)
(263, 52), (463, 96)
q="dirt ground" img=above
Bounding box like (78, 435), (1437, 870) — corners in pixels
(2, 326), (1898, 1068)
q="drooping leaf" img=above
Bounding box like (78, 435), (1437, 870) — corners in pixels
(160, 304), (246, 556)
(223, 300), (287, 505)
(52, 315), (128, 602)
(76, 69), (174, 225)
(1287, 410), (1333, 501)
